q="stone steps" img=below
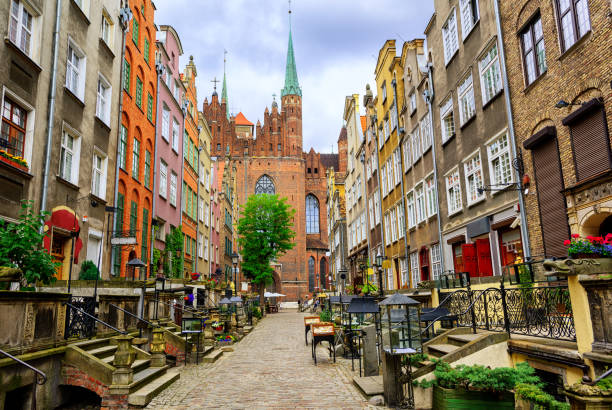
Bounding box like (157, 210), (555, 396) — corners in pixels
(427, 343), (457, 357)
(88, 344), (118, 359)
(202, 349), (223, 363)
(128, 370), (180, 406)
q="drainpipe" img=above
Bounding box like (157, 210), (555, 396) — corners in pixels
(392, 75), (410, 289)
(425, 63), (447, 274)
(110, 2), (132, 277)
(493, 0), (531, 259)
(149, 55), (164, 278)
(40, 0), (62, 215)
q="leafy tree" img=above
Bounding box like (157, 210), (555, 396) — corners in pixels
(0, 201), (58, 285)
(164, 226), (183, 278)
(237, 194), (295, 312)
(78, 260), (100, 280)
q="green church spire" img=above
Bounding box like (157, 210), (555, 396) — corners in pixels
(281, 9), (301, 98)
(222, 50), (229, 120)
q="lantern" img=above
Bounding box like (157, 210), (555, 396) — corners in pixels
(379, 292), (422, 354)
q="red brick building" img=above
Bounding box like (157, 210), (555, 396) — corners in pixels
(203, 25), (335, 301)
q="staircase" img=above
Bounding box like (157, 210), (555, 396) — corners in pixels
(157, 318), (220, 363)
(66, 336), (180, 407)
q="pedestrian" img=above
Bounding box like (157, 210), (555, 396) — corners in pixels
(297, 297), (301, 311)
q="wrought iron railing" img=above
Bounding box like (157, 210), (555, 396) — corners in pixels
(0, 348), (46, 409)
(65, 301), (126, 338)
(64, 296), (96, 339)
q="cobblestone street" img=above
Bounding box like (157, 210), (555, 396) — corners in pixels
(146, 310), (376, 409)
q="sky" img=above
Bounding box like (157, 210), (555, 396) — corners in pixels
(154, 0), (434, 153)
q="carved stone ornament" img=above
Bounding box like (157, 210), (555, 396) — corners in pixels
(542, 258), (612, 277)
(574, 182), (612, 206)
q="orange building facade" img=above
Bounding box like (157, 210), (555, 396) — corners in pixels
(113, 0), (157, 278)
(181, 59), (200, 276)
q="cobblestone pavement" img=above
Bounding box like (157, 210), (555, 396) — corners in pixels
(146, 310), (377, 409)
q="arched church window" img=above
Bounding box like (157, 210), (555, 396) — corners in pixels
(306, 194), (320, 234)
(255, 175), (275, 195)
(308, 256), (315, 292)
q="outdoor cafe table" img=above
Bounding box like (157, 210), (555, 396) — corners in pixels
(304, 316), (321, 345)
(311, 322), (336, 365)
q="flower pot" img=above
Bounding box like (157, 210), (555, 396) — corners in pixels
(0, 155), (28, 172)
(432, 386), (514, 410)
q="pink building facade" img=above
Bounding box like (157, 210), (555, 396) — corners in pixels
(209, 163), (222, 278)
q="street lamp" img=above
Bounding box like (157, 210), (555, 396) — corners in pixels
(154, 276), (165, 320)
(375, 252), (385, 297)
(231, 252), (239, 297)
(338, 266), (348, 295)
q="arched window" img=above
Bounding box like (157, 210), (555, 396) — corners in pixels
(319, 258), (327, 290)
(306, 194), (320, 234)
(255, 175), (275, 194)
(308, 257), (315, 292)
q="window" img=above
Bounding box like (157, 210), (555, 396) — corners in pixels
(123, 59), (131, 92)
(159, 161), (167, 198)
(1, 98), (27, 158)
(369, 197), (375, 228)
(198, 199), (204, 222)
(141, 208), (148, 262)
(393, 148), (402, 186)
(132, 139), (140, 179)
(374, 191), (381, 225)
(129, 200), (137, 235)
(410, 252), (420, 287)
(431, 244), (442, 280)
(144, 150), (151, 188)
(66, 40), (85, 99)
(409, 93), (417, 113)
(390, 209), (397, 243)
(390, 101), (398, 130)
(487, 133), (512, 186)
(421, 115), (432, 152)
(144, 37), (150, 64)
(387, 158), (394, 194)
(384, 213), (391, 246)
(361, 213), (366, 242)
(415, 183), (426, 223)
(460, 0), (479, 39)
(556, 0), (590, 52)
(381, 164), (387, 197)
(402, 138), (411, 172)
(161, 106), (169, 141)
(476, 54), (501, 110)
(397, 203), (405, 239)
(306, 194), (320, 234)
(446, 170), (462, 215)
(406, 191), (416, 229)
(378, 127), (384, 150)
(464, 153), (484, 205)
(172, 119), (179, 152)
(113, 193), (124, 274)
(135, 77), (143, 109)
(205, 203), (210, 226)
(147, 93), (153, 122)
(521, 16), (547, 86)
(425, 175), (437, 217)
(412, 128), (422, 165)
(96, 75), (111, 124)
(182, 182), (187, 212)
(384, 118), (390, 141)
(118, 125), (127, 170)
(255, 174), (275, 194)
(198, 233), (203, 258)
(381, 82), (387, 102)
(458, 73), (475, 125)
(100, 13), (111, 45)
(59, 131), (80, 184)
(204, 238), (209, 261)
(91, 152), (107, 199)
(442, 9), (459, 64)
(132, 17), (139, 45)
(9, 0), (33, 56)
(440, 97), (455, 143)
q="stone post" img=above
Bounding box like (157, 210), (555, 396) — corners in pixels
(381, 349), (404, 406)
(150, 328), (166, 367)
(362, 325), (379, 377)
(111, 335), (135, 386)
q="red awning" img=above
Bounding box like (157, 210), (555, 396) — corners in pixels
(43, 208), (83, 263)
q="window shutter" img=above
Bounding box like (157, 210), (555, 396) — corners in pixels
(531, 136), (569, 258)
(569, 107), (611, 181)
(475, 238), (493, 277)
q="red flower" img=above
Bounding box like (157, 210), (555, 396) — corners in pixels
(596, 236), (604, 243)
(564, 239), (571, 246)
(606, 233), (612, 240)
(571, 234), (580, 239)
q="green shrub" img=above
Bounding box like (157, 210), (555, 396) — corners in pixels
(251, 306), (262, 319)
(319, 309), (331, 322)
(515, 383), (569, 410)
(79, 260), (99, 280)
(596, 376), (612, 392)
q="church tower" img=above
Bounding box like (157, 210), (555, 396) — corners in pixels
(281, 8), (302, 158)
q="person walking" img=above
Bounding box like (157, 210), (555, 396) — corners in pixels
(297, 297), (301, 311)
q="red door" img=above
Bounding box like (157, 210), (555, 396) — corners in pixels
(475, 238), (493, 277)
(461, 244), (478, 278)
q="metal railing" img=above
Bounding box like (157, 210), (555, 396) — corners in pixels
(0, 349), (47, 385)
(64, 302), (127, 337)
(109, 303), (161, 329)
(156, 298), (207, 320)
(64, 296), (96, 339)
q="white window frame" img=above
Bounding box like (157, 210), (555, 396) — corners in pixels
(387, 158), (394, 194)
(360, 212), (366, 243)
(9, 0), (35, 57)
(384, 118), (390, 141)
(198, 233), (203, 258)
(406, 191), (416, 229)
(393, 148), (402, 186)
(415, 183), (426, 223)
(384, 213), (391, 246)
(479, 44), (502, 105)
(369, 197), (375, 228)
(390, 208), (397, 242)
(159, 161), (168, 199)
(402, 137), (412, 172)
(464, 151), (485, 206)
(431, 244), (442, 280)
(420, 114), (432, 152)
(161, 105), (170, 142)
(397, 203), (405, 239)
(486, 132), (513, 188)
(425, 174), (437, 218)
(381, 164), (387, 198)
(91, 149), (107, 199)
(204, 202), (210, 226)
(409, 92), (417, 113)
(400, 258), (408, 288)
(204, 238), (209, 261)
(411, 127), (422, 165)
(100, 9), (113, 46)
(172, 118), (179, 152)
(442, 8), (459, 65)
(446, 168), (463, 216)
(66, 38), (86, 100)
(390, 102), (398, 130)
(458, 72), (476, 125)
(59, 127), (81, 184)
(410, 252), (420, 287)
(440, 96), (455, 143)
(460, 0), (479, 40)
(96, 74), (112, 125)
(374, 191), (381, 225)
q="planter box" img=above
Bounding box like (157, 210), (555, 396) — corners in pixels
(432, 386), (514, 409)
(217, 340), (234, 347)
(0, 154), (28, 172)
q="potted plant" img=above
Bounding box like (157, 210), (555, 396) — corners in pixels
(564, 234), (612, 258)
(190, 272), (200, 281)
(0, 149), (29, 171)
(211, 321), (223, 332)
(216, 333), (235, 346)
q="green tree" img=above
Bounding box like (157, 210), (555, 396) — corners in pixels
(237, 194), (295, 312)
(0, 201), (58, 285)
(164, 226), (183, 278)
(78, 260), (100, 280)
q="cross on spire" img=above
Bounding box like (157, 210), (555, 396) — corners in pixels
(211, 77), (219, 91)
(272, 93), (277, 101)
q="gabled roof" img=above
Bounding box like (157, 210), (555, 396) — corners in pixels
(234, 112), (253, 126)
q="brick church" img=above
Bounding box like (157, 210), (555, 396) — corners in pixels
(203, 21), (341, 301)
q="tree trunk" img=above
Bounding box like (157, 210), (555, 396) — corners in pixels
(259, 283), (266, 317)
